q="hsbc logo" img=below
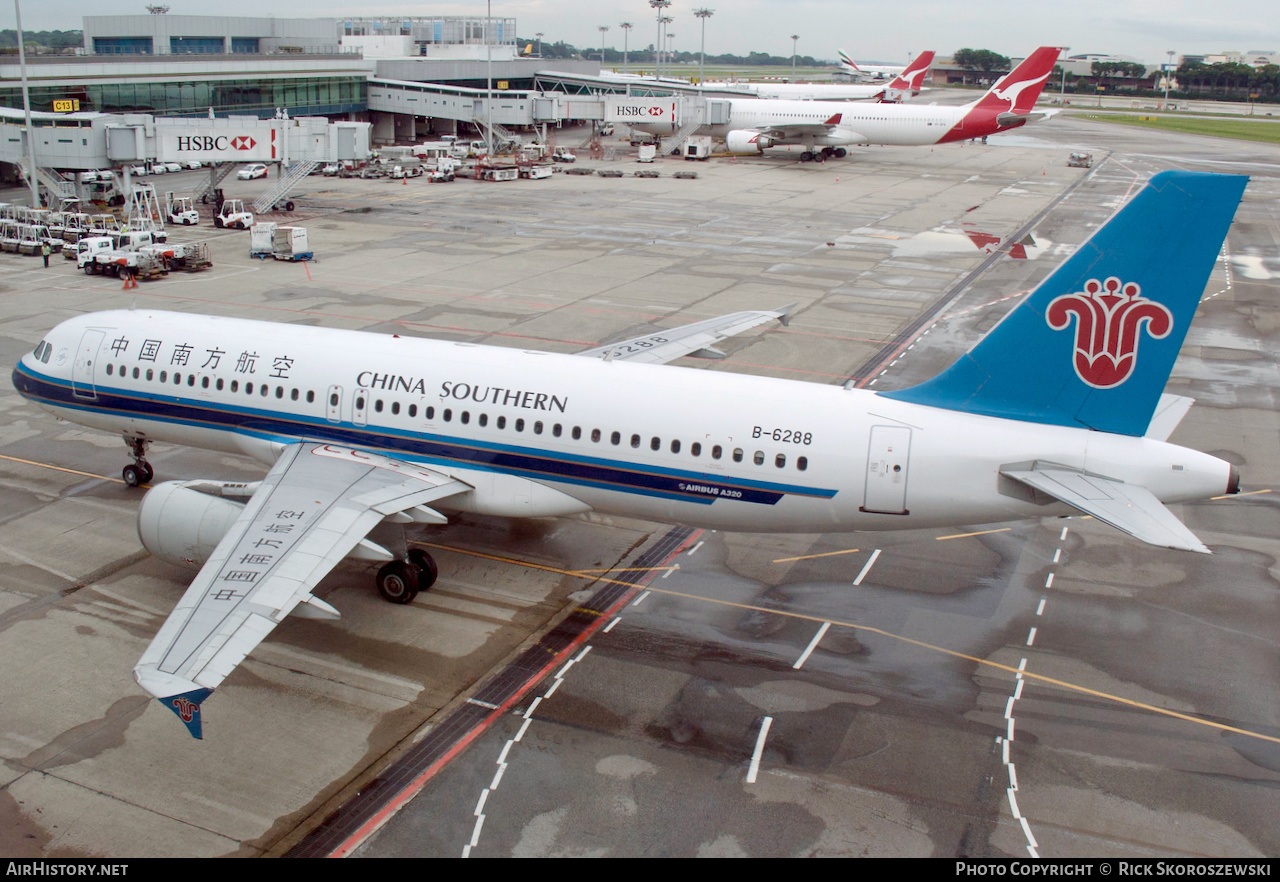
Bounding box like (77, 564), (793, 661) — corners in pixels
(614, 105), (668, 117)
(174, 134), (258, 152)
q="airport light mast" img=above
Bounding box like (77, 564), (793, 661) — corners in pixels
(14, 0), (39, 209)
(649, 0), (671, 80)
(660, 17), (673, 78)
(1059, 45), (1070, 102)
(791, 34), (799, 82)
(485, 0), (493, 158)
(694, 8), (713, 85)
(1164, 49), (1175, 109)
(598, 25), (609, 63)
(620, 22), (633, 74)
(535, 32), (543, 57)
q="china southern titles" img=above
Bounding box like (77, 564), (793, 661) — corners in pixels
(357, 372), (568, 413)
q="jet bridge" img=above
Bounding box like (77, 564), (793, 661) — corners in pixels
(0, 107), (370, 207)
(367, 75), (728, 152)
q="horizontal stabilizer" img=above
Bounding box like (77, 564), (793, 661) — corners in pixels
(1001, 466), (1210, 553)
(1144, 394), (1195, 442)
(997, 111), (1051, 126)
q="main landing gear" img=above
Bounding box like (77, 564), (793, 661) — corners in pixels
(799, 147), (848, 162)
(375, 547), (439, 604)
(122, 436), (154, 488)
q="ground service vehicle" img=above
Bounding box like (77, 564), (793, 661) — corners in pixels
(214, 200), (254, 230)
(167, 196), (199, 225)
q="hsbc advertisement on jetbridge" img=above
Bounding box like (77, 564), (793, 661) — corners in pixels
(158, 125), (281, 163)
(605, 97), (679, 125)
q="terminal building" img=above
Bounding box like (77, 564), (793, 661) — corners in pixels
(1, 14), (594, 121)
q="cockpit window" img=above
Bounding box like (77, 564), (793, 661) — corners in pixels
(34, 340), (50, 362)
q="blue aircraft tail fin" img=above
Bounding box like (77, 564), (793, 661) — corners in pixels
(881, 171), (1247, 436)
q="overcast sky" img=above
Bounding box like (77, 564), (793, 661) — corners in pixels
(17, 1), (1280, 66)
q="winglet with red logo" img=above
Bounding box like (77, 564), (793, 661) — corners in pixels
(160, 688), (213, 739)
(882, 171), (1248, 437)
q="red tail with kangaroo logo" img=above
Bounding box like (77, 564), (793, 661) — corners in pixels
(938, 46), (1062, 143)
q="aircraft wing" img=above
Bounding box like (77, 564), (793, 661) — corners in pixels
(578, 304), (795, 365)
(135, 442), (470, 738)
(1000, 465), (1210, 554)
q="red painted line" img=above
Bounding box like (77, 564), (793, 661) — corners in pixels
(325, 529), (704, 858)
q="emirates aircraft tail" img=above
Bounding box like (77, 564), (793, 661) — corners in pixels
(837, 50), (863, 77)
(937, 46), (1062, 143)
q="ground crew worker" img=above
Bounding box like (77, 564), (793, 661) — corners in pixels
(41, 242), (50, 267)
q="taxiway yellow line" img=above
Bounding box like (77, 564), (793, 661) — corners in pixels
(0, 453), (130, 485)
(773, 548), (861, 563)
(936, 528), (1012, 541)
(637, 584), (1280, 747)
(423, 538), (1280, 747)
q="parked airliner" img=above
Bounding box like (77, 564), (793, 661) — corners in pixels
(11, 170), (1245, 737)
(703, 51), (934, 102)
(632, 46), (1060, 161)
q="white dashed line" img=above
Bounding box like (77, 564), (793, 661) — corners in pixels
(792, 622), (831, 670)
(853, 549), (881, 586)
(746, 717), (774, 784)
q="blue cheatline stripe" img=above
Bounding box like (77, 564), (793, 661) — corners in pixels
(13, 365), (837, 507)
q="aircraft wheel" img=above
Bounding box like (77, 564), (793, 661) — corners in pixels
(408, 549), (438, 591)
(284, 201), (295, 212)
(377, 561), (420, 604)
(835, 148), (848, 158)
(122, 464), (148, 488)
(799, 151), (814, 162)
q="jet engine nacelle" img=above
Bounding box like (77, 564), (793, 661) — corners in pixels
(725, 130), (774, 154)
(137, 481), (245, 570)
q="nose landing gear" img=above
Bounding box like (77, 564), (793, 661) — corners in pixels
(122, 436), (154, 488)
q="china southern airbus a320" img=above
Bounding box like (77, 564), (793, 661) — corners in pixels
(11, 171), (1245, 738)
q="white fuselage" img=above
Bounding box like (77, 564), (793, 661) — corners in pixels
(703, 82), (888, 101)
(14, 310), (1231, 536)
(628, 96), (982, 148)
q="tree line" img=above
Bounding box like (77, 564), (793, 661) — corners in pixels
(0, 30), (83, 52)
(528, 38), (823, 67)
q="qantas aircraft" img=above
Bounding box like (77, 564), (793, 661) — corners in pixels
(703, 51), (934, 102)
(11, 170), (1245, 737)
(632, 46), (1059, 161)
